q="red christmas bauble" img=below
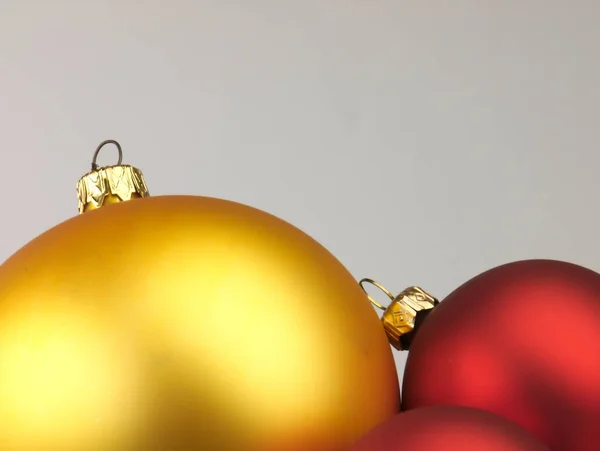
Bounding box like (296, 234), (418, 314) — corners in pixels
(402, 259), (600, 451)
(348, 405), (550, 451)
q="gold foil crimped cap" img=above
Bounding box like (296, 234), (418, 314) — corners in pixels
(379, 286), (439, 350)
(77, 140), (150, 214)
(359, 279), (439, 351)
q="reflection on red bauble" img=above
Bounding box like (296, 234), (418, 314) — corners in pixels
(348, 405), (549, 451)
(402, 259), (600, 451)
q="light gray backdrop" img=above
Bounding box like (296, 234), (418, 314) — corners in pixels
(1, 0), (598, 381)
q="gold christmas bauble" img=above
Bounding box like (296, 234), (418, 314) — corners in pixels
(0, 195), (399, 450)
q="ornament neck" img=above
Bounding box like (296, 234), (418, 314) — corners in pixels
(76, 139), (150, 214)
(359, 278), (439, 351)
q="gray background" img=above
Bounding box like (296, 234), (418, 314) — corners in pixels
(1, 1), (598, 380)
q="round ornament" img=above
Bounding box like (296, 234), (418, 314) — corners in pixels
(348, 405), (550, 451)
(0, 141), (399, 451)
(401, 259), (600, 451)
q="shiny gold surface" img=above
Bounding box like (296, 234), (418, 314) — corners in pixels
(77, 139), (149, 214)
(359, 279), (439, 351)
(77, 164), (149, 214)
(0, 196), (399, 450)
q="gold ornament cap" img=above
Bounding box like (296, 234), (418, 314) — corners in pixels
(359, 278), (439, 351)
(77, 139), (150, 214)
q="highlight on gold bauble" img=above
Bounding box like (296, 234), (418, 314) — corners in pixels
(0, 142), (399, 450)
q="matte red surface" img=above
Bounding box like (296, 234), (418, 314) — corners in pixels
(347, 405), (549, 451)
(402, 259), (600, 451)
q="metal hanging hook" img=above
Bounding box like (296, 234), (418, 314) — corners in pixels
(91, 139), (123, 171)
(358, 278), (396, 311)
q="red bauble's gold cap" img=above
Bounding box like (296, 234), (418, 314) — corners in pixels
(76, 140), (150, 214)
(359, 279), (439, 351)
